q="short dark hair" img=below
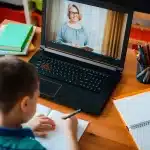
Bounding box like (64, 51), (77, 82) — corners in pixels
(0, 56), (38, 114)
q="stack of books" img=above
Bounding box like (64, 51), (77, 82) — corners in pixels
(0, 23), (36, 55)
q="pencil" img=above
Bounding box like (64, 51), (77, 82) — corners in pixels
(62, 109), (81, 120)
(146, 70), (150, 83)
(137, 68), (148, 78)
(147, 44), (150, 65)
(143, 70), (149, 83)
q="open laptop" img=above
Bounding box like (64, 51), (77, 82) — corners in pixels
(29, 0), (133, 115)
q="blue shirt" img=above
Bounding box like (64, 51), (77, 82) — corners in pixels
(0, 127), (46, 150)
(56, 23), (89, 47)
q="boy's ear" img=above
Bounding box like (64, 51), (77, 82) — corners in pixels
(20, 96), (30, 112)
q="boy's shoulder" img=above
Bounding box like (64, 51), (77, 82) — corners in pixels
(0, 136), (46, 150)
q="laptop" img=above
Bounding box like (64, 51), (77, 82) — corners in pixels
(29, 0), (133, 115)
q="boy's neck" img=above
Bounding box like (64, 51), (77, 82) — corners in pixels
(0, 111), (22, 128)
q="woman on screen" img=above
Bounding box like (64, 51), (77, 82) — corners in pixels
(56, 4), (92, 51)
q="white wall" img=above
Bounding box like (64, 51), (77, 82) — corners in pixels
(85, 9), (107, 54)
(0, 0), (23, 6)
(80, 7), (108, 54)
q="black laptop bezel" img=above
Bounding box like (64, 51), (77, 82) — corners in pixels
(41, 0), (133, 69)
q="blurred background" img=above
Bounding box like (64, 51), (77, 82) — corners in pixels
(1, 0), (150, 51)
(0, 0), (42, 26)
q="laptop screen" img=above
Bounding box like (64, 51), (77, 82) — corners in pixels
(44, 0), (132, 67)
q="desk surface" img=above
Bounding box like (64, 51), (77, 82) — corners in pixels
(2, 19), (150, 150)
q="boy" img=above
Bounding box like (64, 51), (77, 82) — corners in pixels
(0, 56), (79, 150)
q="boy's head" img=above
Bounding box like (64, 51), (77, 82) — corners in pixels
(0, 56), (39, 123)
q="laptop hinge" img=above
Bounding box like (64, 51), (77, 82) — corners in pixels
(40, 45), (123, 73)
(40, 45), (45, 50)
(116, 67), (123, 72)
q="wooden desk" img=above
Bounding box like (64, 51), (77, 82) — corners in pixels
(1, 19), (150, 150)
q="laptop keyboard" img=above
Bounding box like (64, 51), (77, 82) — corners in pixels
(35, 56), (109, 93)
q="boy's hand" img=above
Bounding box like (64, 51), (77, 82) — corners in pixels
(27, 115), (56, 137)
(63, 116), (78, 139)
(63, 116), (79, 150)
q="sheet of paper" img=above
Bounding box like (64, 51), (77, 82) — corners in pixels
(36, 110), (89, 150)
(36, 104), (51, 116)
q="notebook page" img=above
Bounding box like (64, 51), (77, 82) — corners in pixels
(114, 92), (150, 127)
(36, 110), (89, 150)
(129, 125), (150, 150)
(35, 104), (51, 116)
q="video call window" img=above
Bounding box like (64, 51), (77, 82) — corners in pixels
(46, 0), (128, 59)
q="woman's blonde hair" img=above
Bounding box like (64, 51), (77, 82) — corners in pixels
(67, 4), (82, 21)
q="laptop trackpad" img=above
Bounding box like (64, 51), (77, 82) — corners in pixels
(40, 78), (62, 98)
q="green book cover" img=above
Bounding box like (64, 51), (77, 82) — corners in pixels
(0, 23), (33, 52)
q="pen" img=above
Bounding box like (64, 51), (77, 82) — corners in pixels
(47, 111), (51, 116)
(138, 56), (145, 70)
(137, 58), (142, 72)
(143, 44), (149, 66)
(62, 109), (81, 120)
